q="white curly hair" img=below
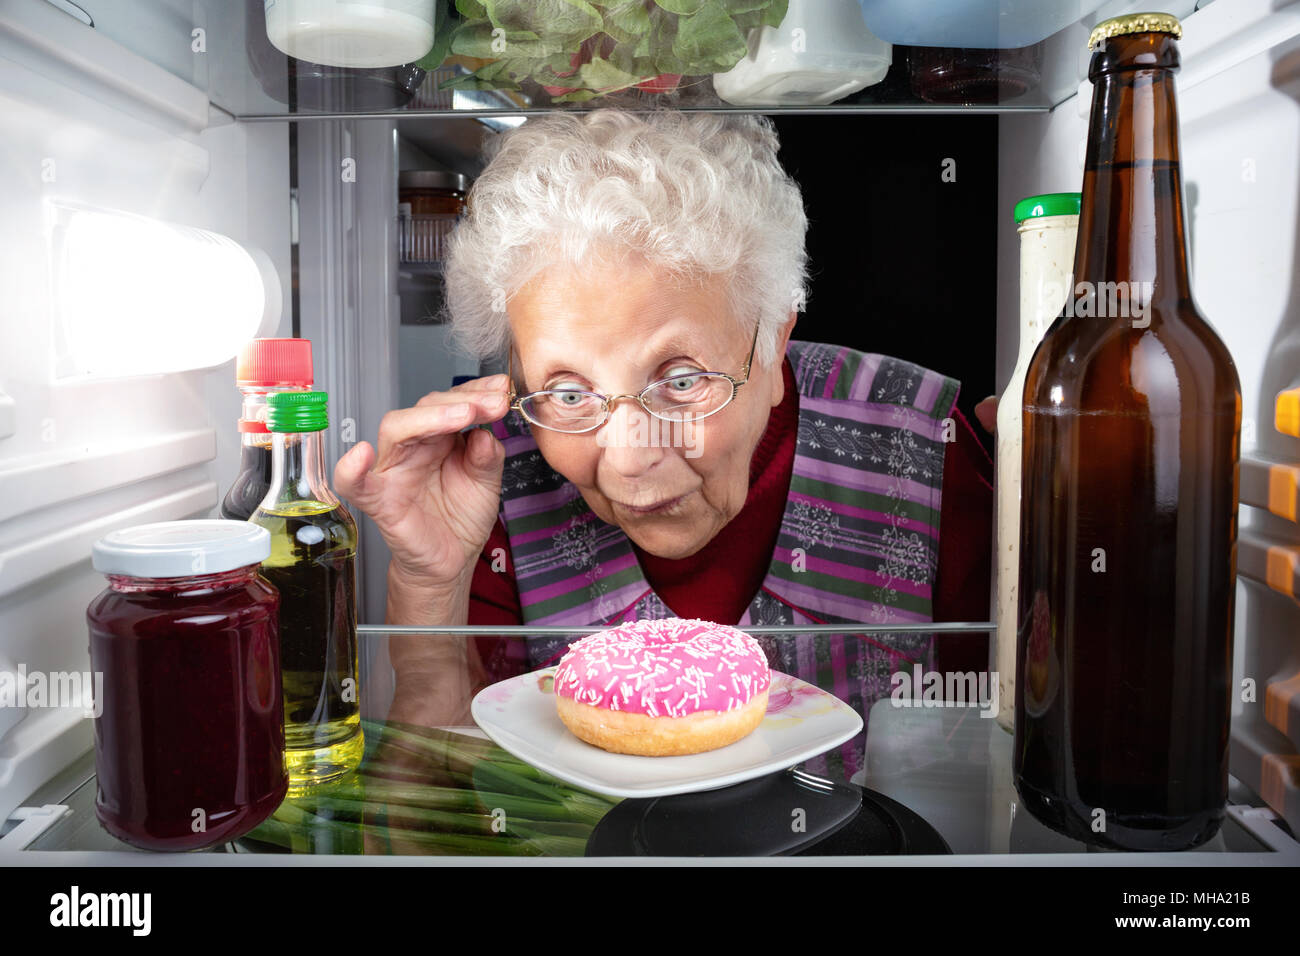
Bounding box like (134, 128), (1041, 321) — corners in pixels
(441, 108), (810, 369)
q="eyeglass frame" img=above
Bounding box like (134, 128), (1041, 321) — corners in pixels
(505, 321), (760, 434)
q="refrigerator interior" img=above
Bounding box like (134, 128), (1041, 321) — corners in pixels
(0, 0), (1297, 857)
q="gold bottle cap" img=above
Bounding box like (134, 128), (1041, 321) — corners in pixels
(1088, 12), (1182, 51)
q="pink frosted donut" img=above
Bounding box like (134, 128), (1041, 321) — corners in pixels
(553, 618), (771, 756)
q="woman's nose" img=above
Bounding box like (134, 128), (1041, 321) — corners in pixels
(596, 397), (668, 476)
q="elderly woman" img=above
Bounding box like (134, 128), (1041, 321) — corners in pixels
(336, 109), (992, 781)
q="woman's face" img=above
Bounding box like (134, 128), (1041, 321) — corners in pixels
(508, 256), (793, 560)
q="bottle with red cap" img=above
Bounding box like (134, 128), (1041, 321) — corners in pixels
(220, 338), (314, 521)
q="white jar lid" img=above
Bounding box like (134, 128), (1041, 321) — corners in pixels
(92, 520), (271, 579)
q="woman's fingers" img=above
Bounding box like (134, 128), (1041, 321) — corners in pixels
(373, 403), (471, 473)
(415, 374), (510, 407)
(462, 425), (505, 482)
(333, 440), (376, 502)
(453, 373), (509, 393)
(974, 395), (998, 435)
(371, 391), (510, 474)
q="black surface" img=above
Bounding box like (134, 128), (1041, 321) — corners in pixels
(772, 114), (999, 449)
(795, 784), (952, 856)
(585, 767), (951, 857)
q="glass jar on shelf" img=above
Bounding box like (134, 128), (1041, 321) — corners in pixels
(908, 43), (1042, 104)
(87, 520), (287, 851)
(398, 170), (468, 264)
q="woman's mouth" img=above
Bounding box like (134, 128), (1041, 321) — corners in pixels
(615, 492), (690, 515)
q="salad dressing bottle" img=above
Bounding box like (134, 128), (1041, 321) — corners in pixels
(992, 194), (1079, 732)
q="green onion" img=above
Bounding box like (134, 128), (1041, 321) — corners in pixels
(334, 776), (609, 825)
(276, 804), (584, 856)
(240, 719), (619, 856)
(297, 796), (517, 837)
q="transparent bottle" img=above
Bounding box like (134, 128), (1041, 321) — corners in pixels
(251, 390), (363, 791)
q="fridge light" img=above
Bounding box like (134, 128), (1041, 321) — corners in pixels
(51, 205), (281, 380)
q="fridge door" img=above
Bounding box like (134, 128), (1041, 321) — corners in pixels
(0, 0), (292, 821)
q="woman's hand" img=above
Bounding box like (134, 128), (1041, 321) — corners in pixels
(334, 374), (511, 594)
(975, 395), (998, 434)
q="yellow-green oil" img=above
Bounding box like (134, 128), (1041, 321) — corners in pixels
(252, 500), (364, 792)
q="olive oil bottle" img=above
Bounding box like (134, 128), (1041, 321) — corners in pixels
(252, 391), (363, 791)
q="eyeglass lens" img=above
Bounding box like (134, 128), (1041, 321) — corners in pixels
(519, 372), (735, 432)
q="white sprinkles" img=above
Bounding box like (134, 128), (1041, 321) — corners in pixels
(553, 617), (771, 718)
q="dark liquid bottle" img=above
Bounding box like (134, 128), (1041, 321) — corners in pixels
(220, 442), (274, 522)
(1014, 15), (1242, 851)
(221, 337), (314, 521)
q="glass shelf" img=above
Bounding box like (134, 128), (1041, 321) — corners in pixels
(55, 0), (1204, 122)
(9, 627), (1294, 861)
(15, 709), (1285, 859)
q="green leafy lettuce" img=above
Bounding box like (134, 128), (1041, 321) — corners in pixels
(430, 0), (789, 101)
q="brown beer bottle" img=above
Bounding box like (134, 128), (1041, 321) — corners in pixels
(1014, 13), (1242, 851)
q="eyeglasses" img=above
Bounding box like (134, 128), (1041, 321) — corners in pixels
(506, 323), (759, 434)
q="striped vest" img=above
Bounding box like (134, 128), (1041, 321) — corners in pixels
(489, 340), (960, 780)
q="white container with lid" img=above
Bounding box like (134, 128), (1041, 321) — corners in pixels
(992, 193), (1079, 732)
(264, 0), (436, 69)
(92, 520), (271, 578)
(712, 0), (891, 107)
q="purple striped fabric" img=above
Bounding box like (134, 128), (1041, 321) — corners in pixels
(488, 340), (961, 781)
(792, 454), (946, 504)
(847, 353), (883, 402)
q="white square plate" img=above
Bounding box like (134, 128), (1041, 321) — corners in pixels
(470, 668), (864, 798)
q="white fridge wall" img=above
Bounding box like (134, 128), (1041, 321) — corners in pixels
(294, 117), (402, 717)
(0, 0), (290, 820)
(997, 0), (1300, 825)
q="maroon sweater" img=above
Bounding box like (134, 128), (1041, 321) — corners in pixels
(469, 357), (993, 677)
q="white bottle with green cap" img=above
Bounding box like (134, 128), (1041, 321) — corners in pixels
(993, 194), (1080, 732)
(250, 390), (363, 791)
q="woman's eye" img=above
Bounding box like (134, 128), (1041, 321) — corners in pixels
(547, 384), (594, 407)
(663, 368), (703, 390)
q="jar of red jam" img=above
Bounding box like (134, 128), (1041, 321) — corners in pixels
(87, 520), (287, 851)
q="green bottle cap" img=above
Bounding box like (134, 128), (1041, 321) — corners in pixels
(1014, 192), (1082, 223)
(266, 390), (329, 432)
